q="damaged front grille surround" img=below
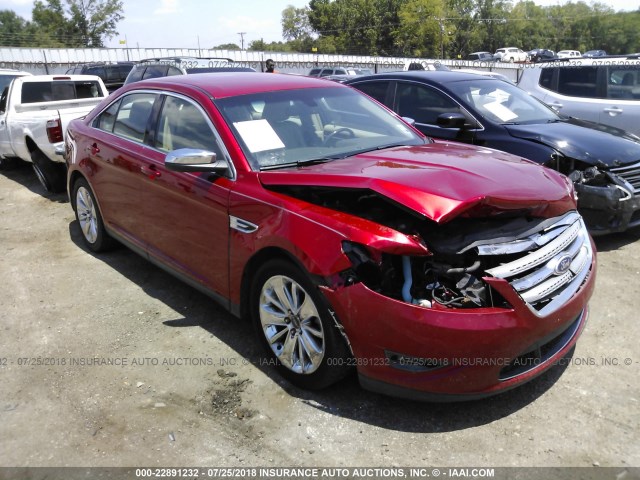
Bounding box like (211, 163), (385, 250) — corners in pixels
(609, 160), (640, 195)
(342, 211), (592, 317)
(483, 211), (592, 317)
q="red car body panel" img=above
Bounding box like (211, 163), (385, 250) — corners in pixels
(66, 73), (596, 400)
(258, 143), (575, 223)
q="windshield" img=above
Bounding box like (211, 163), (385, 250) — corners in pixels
(215, 87), (425, 170)
(447, 79), (561, 124)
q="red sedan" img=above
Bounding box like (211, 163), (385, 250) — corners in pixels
(65, 72), (596, 400)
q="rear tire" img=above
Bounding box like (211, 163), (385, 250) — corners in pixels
(31, 149), (66, 193)
(72, 177), (116, 252)
(250, 259), (352, 390)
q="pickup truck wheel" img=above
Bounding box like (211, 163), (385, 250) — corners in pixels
(250, 259), (352, 390)
(72, 178), (116, 252)
(30, 149), (66, 193)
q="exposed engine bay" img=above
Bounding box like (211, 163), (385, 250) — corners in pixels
(272, 185), (592, 311)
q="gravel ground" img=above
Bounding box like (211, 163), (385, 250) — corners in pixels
(1, 161), (639, 475)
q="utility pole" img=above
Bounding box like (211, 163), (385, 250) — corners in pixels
(238, 32), (246, 50)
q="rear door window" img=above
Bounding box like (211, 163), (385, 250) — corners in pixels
(539, 67), (554, 90)
(352, 81), (391, 105)
(556, 66), (598, 98)
(395, 82), (461, 125)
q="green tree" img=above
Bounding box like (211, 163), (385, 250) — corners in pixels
(0, 10), (30, 46)
(248, 39), (292, 51)
(307, 0), (404, 55)
(213, 43), (241, 50)
(30, 0), (71, 46)
(282, 5), (313, 42)
(66, 0), (124, 47)
(397, 0), (446, 57)
(445, 0), (478, 58)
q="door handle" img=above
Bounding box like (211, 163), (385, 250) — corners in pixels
(603, 106), (623, 116)
(86, 143), (100, 155)
(141, 164), (161, 179)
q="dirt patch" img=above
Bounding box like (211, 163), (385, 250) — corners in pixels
(1, 161), (639, 469)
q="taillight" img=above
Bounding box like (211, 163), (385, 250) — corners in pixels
(46, 118), (63, 143)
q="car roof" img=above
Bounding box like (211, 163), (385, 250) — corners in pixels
(119, 72), (344, 98)
(346, 70), (495, 84)
(138, 56), (233, 64)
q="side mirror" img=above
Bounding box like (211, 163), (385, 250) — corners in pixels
(436, 113), (467, 129)
(401, 116), (416, 126)
(164, 148), (228, 173)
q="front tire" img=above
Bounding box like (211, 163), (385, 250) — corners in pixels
(250, 259), (351, 390)
(72, 178), (116, 252)
(31, 149), (66, 193)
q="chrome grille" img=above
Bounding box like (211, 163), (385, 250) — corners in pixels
(483, 212), (592, 317)
(610, 161), (640, 194)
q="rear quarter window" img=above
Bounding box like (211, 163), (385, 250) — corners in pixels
(112, 93), (157, 143)
(142, 65), (170, 80)
(607, 66), (640, 99)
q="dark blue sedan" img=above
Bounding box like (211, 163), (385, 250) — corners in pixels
(346, 71), (640, 234)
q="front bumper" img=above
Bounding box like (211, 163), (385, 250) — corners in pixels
(321, 249), (596, 400)
(577, 183), (640, 235)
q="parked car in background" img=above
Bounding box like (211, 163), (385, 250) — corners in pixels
(0, 74), (108, 191)
(66, 62), (135, 92)
(557, 50), (582, 58)
(527, 49), (557, 63)
(494, 47), (527, 63)
(453, 68), (515, 84)
(313, 67), (375, 83)
(65, 72), (594, 400)
(402, 61), (450, 71)
(467, 51), (496, 62)
(308, 66), (373, 77)
(346, 70), (640, 234)
(124, 57), (255, 86)
(517, 58), (640, 135)
(583, 50), (607, 57)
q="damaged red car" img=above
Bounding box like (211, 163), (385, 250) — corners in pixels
(65, 73), (596, 400)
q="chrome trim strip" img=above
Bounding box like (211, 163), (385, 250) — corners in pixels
(511, 233), (584, 292)
(486, 218), (581, 279)
(535, 253), (592, 317)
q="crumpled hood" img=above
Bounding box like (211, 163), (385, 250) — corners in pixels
(259, 143), (575, 224)
(505, 118), (640, 167)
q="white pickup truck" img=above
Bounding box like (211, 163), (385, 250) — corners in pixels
(0, 75), (108, 192)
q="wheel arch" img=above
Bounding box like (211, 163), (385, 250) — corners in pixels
(68, 169), (89, 209)
(239, 246), (312, 322)
(25, 136), (38, 153)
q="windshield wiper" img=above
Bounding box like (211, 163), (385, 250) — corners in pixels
(296, 157), (340, 167)
(260, 157), (338, 171)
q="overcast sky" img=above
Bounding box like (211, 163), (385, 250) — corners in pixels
(0, 0), (637, 50)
